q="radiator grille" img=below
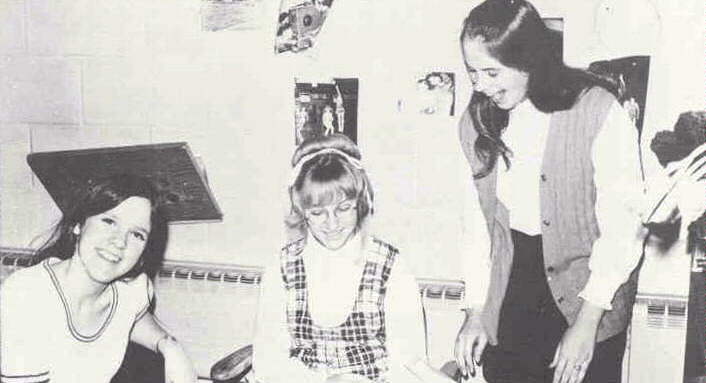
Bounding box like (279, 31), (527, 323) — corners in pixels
(638, 296), (688, 329)
(0, 248), (37, 284)
(157, 260), (466, 302)
(158, 261), (262, 285)
(1, 247), (467, 301)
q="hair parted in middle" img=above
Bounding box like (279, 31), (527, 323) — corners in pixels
(460, 0), (618, 178)
(286, 134), (374, 241)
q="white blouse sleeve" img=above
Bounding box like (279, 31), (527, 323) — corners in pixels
(579, 101), (648, 310)
(251, 258), (327, 383)
(384, 257), (428, 382)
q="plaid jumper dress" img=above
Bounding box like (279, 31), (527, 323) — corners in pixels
(280, 237), (397, 382)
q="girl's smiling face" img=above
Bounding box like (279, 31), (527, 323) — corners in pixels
(462, 37), (530, 110)
(74, 196), (152, 284)
(304, 195), (358, 251)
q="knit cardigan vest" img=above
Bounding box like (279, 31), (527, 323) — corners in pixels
(458, 87), (639, 345)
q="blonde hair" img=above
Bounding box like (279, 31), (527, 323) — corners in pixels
(286, 134), (373, 241)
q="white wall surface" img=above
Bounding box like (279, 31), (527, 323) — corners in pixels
(0, 0), (703, 281)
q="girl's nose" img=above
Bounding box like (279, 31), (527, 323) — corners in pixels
(111, 231), (127, 249)
(324, 212), (339, 229)
(474, 73), (491, 94)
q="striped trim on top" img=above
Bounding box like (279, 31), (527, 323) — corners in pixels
(0, 370), (49, 383)
(43, 259), (118, 342)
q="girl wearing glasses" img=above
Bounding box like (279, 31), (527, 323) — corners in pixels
(252, 134), (451, 383)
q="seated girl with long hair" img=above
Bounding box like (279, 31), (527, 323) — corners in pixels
(0, 174), (197, 383)
(252, 134), (451, 383)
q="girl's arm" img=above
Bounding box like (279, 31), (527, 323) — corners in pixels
(555, 100), (645, 383)
(131, 312), (197, 383)
(456, 108), (493, 377)
(251, 261), (327, 383)
(128, 275), (197, 383)
(384, 258), (454, 383)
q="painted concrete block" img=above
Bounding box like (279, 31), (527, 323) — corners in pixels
(0, 57), (81, 124)
(0, 1), (26, 53)
(83, 59), (151, 125)
(27, 0), (148, 56)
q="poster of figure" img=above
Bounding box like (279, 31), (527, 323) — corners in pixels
(294, 78), (358, 145)
(588, 56), (651, 137)
(415, 72), (456, 117)
(275, 0), (334, 54)
(201, 0), (267, 31)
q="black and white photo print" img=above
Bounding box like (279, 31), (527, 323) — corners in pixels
(294, 78), (358, 145)
(275, 0), (333, 54)
(415, 72), (456, 117)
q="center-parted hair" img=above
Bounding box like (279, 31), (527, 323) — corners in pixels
(460, 0), (618, 178)
(287, 134), (374, 240)
(34, 174), (168, 279)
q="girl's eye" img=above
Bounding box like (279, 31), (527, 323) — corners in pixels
(486, 70), (499, 78)
(308, 209), (324, 216)
(131, 231), (146, 242)
(337, 203), (352, 212)
(101, 217), (116, 225)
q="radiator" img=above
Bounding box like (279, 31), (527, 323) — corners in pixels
(155, 261), (470, 377)
(626, 234), (706, 383)
(0, 248), (472, 379)
(628, 293), (689, 383)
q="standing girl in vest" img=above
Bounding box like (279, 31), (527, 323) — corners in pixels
(0, 174), (196, 383)
(453, 1), (648, 382)
(252, 134), (452, 383)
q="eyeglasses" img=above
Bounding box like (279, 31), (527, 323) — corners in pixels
(304, 199), (358, 225)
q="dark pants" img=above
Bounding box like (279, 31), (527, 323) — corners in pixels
(482, 230), (627, 383)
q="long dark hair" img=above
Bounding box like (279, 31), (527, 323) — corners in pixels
(461, 0), (618, 178)
(34, 174), (168, 279)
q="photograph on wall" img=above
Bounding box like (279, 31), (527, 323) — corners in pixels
(294, 78), (358, 145)
(201, 0), (267, 31)
(396, 71), (455, 117)
(275, 0), (334, 54)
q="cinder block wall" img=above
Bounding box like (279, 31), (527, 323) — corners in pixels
(0, 0), (478, 279)
(0, 0), (703, 277)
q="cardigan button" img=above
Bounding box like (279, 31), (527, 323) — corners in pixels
(558, 297), (565, 303)
(540, 174), (547, 182)
(547, 266), (555, 273)
(542, 219), (551, 226)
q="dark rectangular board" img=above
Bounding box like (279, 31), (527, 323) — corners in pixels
(27, 142), (222, 223)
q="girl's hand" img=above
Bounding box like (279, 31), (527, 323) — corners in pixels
(454, 308), (488, 378)
(645, 142), (706, 225)
(550, 322), (596, 383)
(549, 303), (603, 383)
(159, 337), (198, 383)
(670, 143), (706, 226)
(650, 143), (706, 223)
